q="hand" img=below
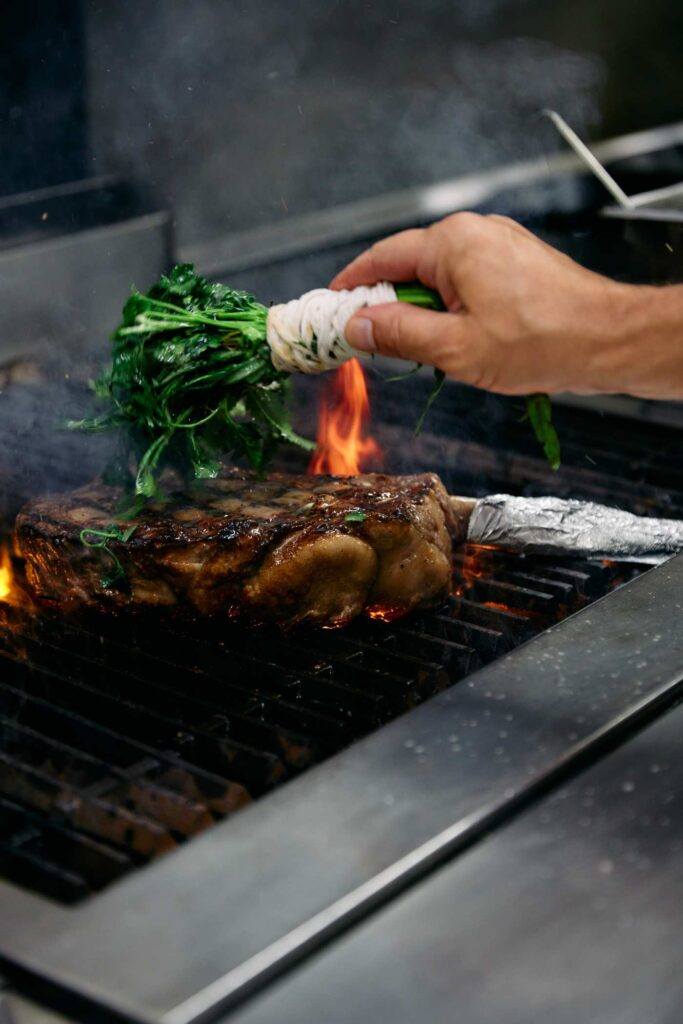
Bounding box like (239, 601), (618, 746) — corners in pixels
(331, 212), (683, 399)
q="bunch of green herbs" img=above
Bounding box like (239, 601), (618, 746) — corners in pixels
(71, 265), (560, 507)
(69, 263), (315, 500)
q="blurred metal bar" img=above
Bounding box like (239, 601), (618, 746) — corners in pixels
(181, 121), (683, 277)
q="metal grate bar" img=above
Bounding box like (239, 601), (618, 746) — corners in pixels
(371, 628), (480, 677)
(0, 656), (286, 794)
(0, 751), (176, 857)
(446, 597), (537, 637)
(459, 578), (557, 615)
(57, 617), (388, 734)
(377, 423), (683, 520)
(0, 794), (132, 898)
(0, 717), (217, 837)
(418, 615), (506, 660)
(0, 681), (250, 817)
(0, 835), (90, 904)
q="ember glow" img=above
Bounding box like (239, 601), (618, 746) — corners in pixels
(308, 359), (382, 475)
(367, 604), (405, 623)
(453, 545), (495, 598)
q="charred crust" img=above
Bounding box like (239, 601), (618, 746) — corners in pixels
(16, 470), (455, 626)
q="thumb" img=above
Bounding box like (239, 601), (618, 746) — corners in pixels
(344, 302), (469, 367)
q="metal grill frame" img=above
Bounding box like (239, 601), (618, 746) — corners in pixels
(1, 555), (682, 1024)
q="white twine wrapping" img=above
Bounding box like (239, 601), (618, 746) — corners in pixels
(266, 283), (397, 374)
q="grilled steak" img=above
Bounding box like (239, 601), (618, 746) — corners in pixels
(16, 470), (460, 628)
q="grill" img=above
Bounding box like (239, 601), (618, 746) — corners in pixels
(1, 124), (682, 1024)
(0, 360), (672, 905)
(1, 251), (682, 907)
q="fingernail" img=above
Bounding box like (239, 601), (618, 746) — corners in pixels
(345, 316), (375, 352)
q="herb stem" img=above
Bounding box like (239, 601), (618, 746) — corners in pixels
(396, 282), (561, 466)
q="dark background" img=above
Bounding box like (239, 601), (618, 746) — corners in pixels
(2, 0), (682, 249)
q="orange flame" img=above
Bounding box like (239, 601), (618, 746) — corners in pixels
(308, 359), (382, 475)
(0, 544), (13, 602)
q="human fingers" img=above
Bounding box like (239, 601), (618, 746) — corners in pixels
(330, 229), (432, 290)
(344, 301), (472, 368)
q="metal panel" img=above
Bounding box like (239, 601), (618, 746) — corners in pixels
(0, 177), (171, 364)
(227, 694), (683, 1024)
(1, 557), (683, 1023)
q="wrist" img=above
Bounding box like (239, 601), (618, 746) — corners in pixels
(608, 284), (683, 399)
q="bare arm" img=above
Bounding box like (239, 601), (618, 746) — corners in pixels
(331, 212), (683, 400)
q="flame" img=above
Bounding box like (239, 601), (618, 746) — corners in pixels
(453, 545), (496, 597)
(308, 359), (382, 475)
(0, 544), (13, 602)
(0, 541), (31, 611)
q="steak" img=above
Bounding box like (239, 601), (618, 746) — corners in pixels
(16, 470), (460, 628)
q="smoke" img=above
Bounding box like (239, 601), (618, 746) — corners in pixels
(0, 359), (117, 519)
(0, 1), (607, 512)
(83, 1), (604, 249)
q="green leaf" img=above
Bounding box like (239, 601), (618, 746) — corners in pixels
(118, 524), (138, 543)
(247, 389), (316, 451)
(135, 433), (172, 496)
(119, 291), (149, 328)
(188, 431), (221, 479)
(344, 511), (366, 523)
(70, 262), (301, 504)
(526, 393), (561, 470)
(414, 368), (446, 435)
(79, 523), (137, 589)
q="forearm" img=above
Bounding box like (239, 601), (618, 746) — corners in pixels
(608, 284), (683, 400)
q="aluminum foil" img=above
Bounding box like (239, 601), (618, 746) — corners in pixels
(467, 494), (683, 563)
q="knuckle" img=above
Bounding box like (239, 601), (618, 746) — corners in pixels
(364, 242), (384, 279)
(441, 211), (485, 241)
(487, 214), (516, 229)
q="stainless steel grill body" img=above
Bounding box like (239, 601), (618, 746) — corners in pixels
(1, 122), (682, 1024)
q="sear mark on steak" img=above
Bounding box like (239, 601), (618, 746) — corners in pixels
(16, 470), (460, 629)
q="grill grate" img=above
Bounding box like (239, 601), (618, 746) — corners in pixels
(0, 548), (641, 904)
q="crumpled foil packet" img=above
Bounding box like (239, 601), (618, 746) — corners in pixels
(467, 495), (683, 563)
